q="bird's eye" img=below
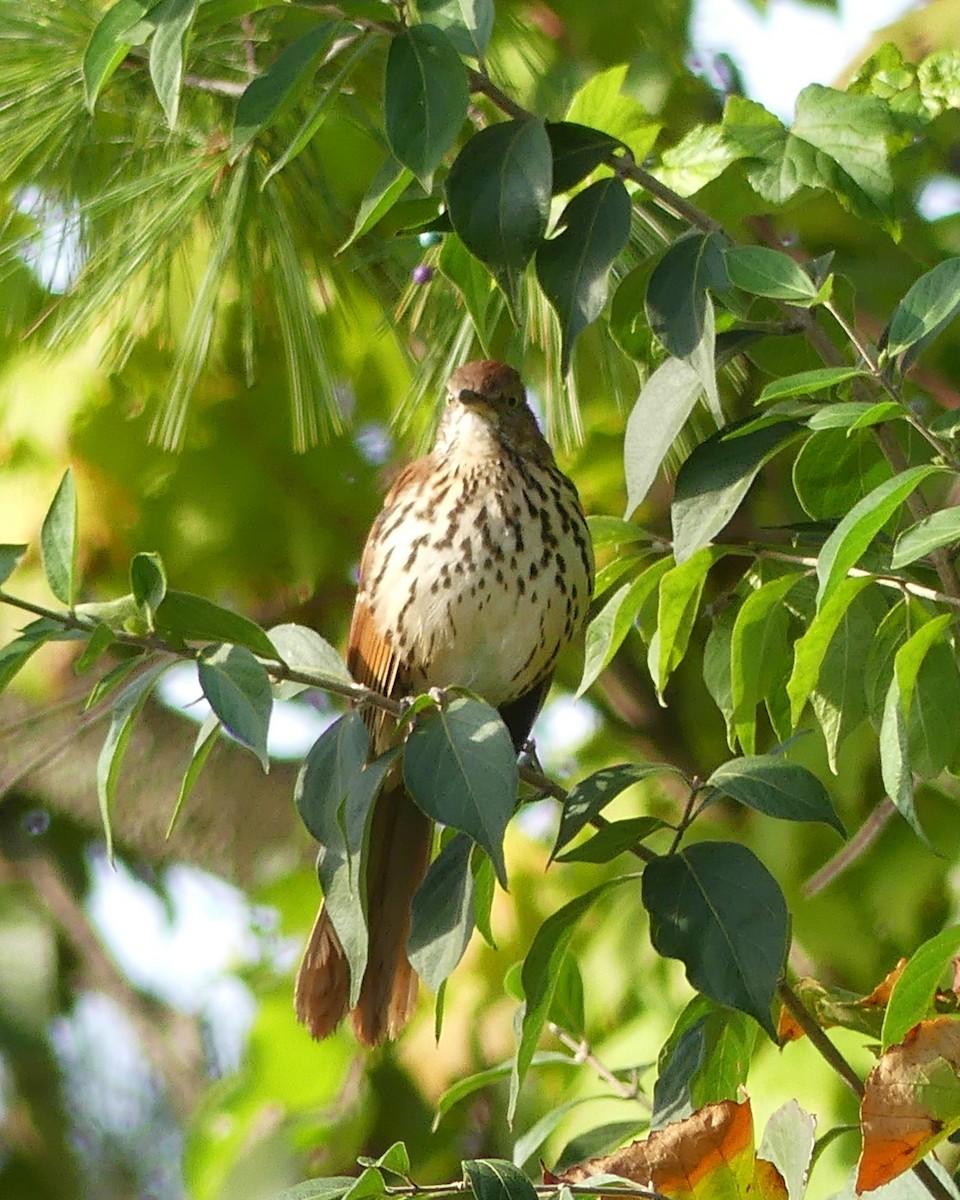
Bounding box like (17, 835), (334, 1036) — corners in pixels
(505, 392), (520, 409)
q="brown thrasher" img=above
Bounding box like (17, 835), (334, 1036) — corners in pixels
(294, 360), (594, 1045)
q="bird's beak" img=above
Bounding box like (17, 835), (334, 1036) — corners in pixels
(458, 388), (486, 406)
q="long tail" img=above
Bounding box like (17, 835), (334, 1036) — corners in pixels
(294, 785), (433, 1046)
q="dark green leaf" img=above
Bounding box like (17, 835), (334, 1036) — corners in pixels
(672, 420), (805, 563)
(548, 952), (585, 1039)
(610, 261), (656, 363)
(155, 590), (278, 658)
(446, 118), (552, 316)
(83, 0), (152, 111)
(645, 231), (729, 359)
(0, 545), (27, 586)
(358, 1142), (411, 1177)
(513, 1098), (596, 1169)
(553, 1121), (650, 1173)
(816, 466), (942, 608)
(706, 756), (844, 835)
(552, 762), (679, 858)
(231, 22), (340, 159)
(792, 428), (891, 520)
(97, 664), (169, 860)
(643, 842), (789, 1038)
(555, 817), (667, 863)
(385, 25), (468, 184)
(463, 1160), (538, 1200)
(787, 576), (875, 726)
(472, 850), (497, 947)
(418, 0), (495, 57)
(882, 925), (960, 1049)
(341, 1167), (385, 1200)
(757, 367), (870, 404)
(885, 258), (960, 362)
(536, 176), (631, 372)
(0, 632), (55, 696)
(197, 643), (273, 770)
(880, 673), (924, 841)
(652, 996), (756, 1129)
(148, 0), (198, 127)
(130, 551), (167, 621)
(294, 711), (369, 844)
(166, 713), (220, 838)
(730, 573), (801, 755)
(338, 157), (414, 253)
(404, 697), (518, 886)
(74, 622), (117, 674)
(510, 876), (637, 1120)
(892, 506), (960, 569)
(40, 469), (78, 606)
(270, 1178), (357, 1200)
(547, 122), (621, 192)
(724, 246), (820, 304)
(623, 357), (703, 517)
(409, 832), (476, 993)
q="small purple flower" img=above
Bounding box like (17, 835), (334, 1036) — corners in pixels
(412, 263), (434, 285)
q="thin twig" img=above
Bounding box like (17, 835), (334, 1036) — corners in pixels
(802, 800), (896, 898)
(547, 1021), (648, 1105)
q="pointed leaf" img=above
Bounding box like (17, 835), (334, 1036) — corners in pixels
(730, 574), (801, 754)
(883, 926), (960, 1051)
(197, 643), (273, 770)
(338, 157), (414, 253)
(97, 664), (169, 860)
(294, 710), (369, 844)
(417, 0), (495, 57)
(552, 762), (680, 858)
(786, 575), (873, 726)
(404, 697), (518, 886)
(672, 420), (805, 563)
(148, 0), (199, 127)
(654, 547), (722, 699)
(643, 842), (789, 1037)
(535, 176), (631, 371)
(886, 258), (960, 360)
(464, 1160), (538, 1200)
(446, 118), (552, 316)
(646, 231), (729, 359)
(623, 357), (703, 517)
(409, 831), (475, 992)
(0, 545), (27, 586)
(880, 673), (925, 842)
(130, 551), (167, 622)
(554, 816), (667, 863)
(40, 469), (78, 606)
(385, 24), (468, 184)
(155, 590), (278, 658)
(816, 466), (942, 607)
(546, 122), (622, 193)
(757, 367), (870, 404)
(724, 246), (820, 304)
(892, 506), (960, 569)
(706, 756), (844, 835)
(268, 622), (353, 697)
(83, 0), (152, 111)
(166, 713), (220, 838)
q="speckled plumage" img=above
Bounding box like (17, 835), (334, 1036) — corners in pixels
(295, 361), (594, 1046)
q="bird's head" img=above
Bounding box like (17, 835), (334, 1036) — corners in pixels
(439, 360), (551, 460)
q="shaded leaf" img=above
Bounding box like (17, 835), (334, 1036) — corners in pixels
(646, 231), (729, 359)
(653, 547), (723, 699)
(294, 711), (369, 845)
(197, 644), (273, 770)
(552, 762), (681, 859)
(725, 246), (820, 304)
(155, 591), (278, 658)
(404, 697), (518, 886)
(418, 0), (494, 57)
(554, 816), (667, 863)
(757, 367), (870, 404)
(434, 1052), (574, 1129)
(730, 574), (801, 754)
(384, 24), (468, 184)
(148, 0), (198, 127)
(408, 832), (476, 993)
(885, 258), (960, 364)
(0, 544), (27, 586)
(40, 469), (78, 607)
(577, 559), (672, 695)
(643, 842), (789, 1037)
(624, 357), (703, 517)
(130, 551), (166, 623)
(706, 756), (844, 835)
(883, 926), (960, 1051)
(166, 712), (220, 838)
(892, 506), (960, 569)
(83, 0), (152, 111)
(547, 121), (621, 193)
(463, 1160), (538, 1200)
(338, 157), (414, 253)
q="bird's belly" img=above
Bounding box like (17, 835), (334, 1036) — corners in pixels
(363, 475), (591, 707)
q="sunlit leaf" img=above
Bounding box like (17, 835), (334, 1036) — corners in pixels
(40, 469), (78, 606)
(883, 926), (960, 1050)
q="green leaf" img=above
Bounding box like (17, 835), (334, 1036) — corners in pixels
(894, 614), (953, 723)
(623, 358), (703, 518)
(0, 631), (56, 696)
(724, 87), (897, 232)
(546, 122), (621, 193)
(792, 428), (892, 520)
(671, 420), (805, 563)
(593, 552), (647, 600)
(535, 176), (631, 372)
(757, 367), (870, 404)
(155, 591), (278, 658)
(564, 64), (660, 162)
(758, 1102), (817, 1200)
(417, 0), (495, 57)
(404, 697), (518, 886)
(646, 231), (729, 360)
(730, 574), (801, 754)
(130, 551), (167, 623)
(554, 1121), (650, 1173)
(655, 122), (742, 198)
(446, 118), (552, 317)
(892, 506), (960, 569)
(552, 762), (679, 859)
(433, 1052), (574, 1129)
(0, 545), (27, 586)
(806, 401), (903, 432)
(342, 1167), (386, 1200)
(408, 832), (476, 993)
(472, 851), (497, 948)
(384, 25), (468, 185)
(463, 1160), (538, 1200)
(653, 547), (722, 699)
(338, 157), (414, 253)
(652, 996), (756, 1129)
(724, 246), (820, 304)
(704, 605), (737, 750)
(84, 656), (146, 710)
(358, 1142), (411, 1177)
(148, 0), (198, 127)
(587, 515), (648, 548)
(438, 233), (497, 348)
(880, 673), (924, 841)
(73, 622), (117, 674)
(786, 575), (874, 726)
(197, 644), (273, 770)
(270, 1178), (357, 1200)
(705, 756), (844, 835)
(643, 842), (789, 1038)
(882, 926), (960, 1049)
(166, 713), (220, 838)
(97, 664), (169, 860)
(554, 816), (667, 863)
(513, 1098), (597, 1168)
(577, 559), (672, 695)
(815, 466), (942, 608)
(885, 258), (960, 362)
(294, 711), (369, 844)
(231, 22), (340, 160)
(268, 622), (353, 698)
(510, 877), (637, 1120)
(40, 469), (78, 606)
(82, 0), (152, 111)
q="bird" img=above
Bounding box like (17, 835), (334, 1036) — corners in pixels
(294, 359), (594, 1045)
